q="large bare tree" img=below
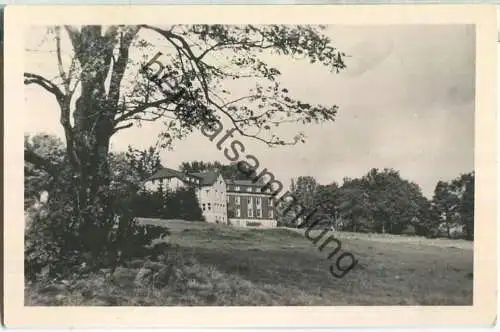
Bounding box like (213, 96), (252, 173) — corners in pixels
(24, 24), (346, 256)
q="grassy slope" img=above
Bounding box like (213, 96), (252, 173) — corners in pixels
(25, 220), (473, 306)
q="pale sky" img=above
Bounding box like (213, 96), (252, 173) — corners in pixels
(24, 25), (475, 198)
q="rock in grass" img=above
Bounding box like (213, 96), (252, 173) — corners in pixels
(55, 294), (66, 302)
(153, 265), (175, 288)
(39, 284), (66, 295)
(143, 260), (165, 271)
(112, 267), (138, 287)
(134, 267), (153, 286)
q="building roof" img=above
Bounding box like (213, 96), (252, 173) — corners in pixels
(189, 170), (220, 186)
(145, 167), (273, 191)
(146, 167), (185, 181)
(225, 179), (273, 196)
(225, 179), (265, 187)
(145, 167), (221, 187)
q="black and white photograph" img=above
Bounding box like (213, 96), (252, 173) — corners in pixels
(4, 4), (497, 329)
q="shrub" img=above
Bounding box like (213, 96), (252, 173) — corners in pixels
(24, 189), (171, 282)
(107, 194), (170, 265)
(246, 222), (262, 227)
(25, 199), (83, 281)
(162, 187), (205, 221)
(131, 187), (205, 222)
(401, 225), (417, 236)
(129, 190), (167, 219)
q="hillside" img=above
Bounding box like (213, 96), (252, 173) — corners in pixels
(26, 220), (473, 306)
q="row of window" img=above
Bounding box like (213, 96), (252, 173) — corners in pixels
(230, 196), (273, 206)
(206, 189), (225, 196)
(234, 207), (273, 219)
(228, 185), (271, 193)
(152, 177), (200, 185)
(185, 176), (201, 184)
(202, 202), (225, 212)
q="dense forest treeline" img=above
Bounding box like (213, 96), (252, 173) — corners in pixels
(283, 170), (474, 240)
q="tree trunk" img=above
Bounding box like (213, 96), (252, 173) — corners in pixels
(66, 58), (115, 259)
(445, 213), (451, 238)
(61, 27), (120, 260)
(70, 134), (113, 258)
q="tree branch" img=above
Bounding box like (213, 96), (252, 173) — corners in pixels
(111, 122), (134, 135)
(114, 90), (186, 124)
(24, 73), (65, 103)
(108, 26), (139, 107)
(64, 25), (81, 57)
(55, 27), (70, 95)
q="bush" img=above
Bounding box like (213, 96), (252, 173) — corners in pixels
(25, 200), (83, 281)
(401, 225), (417, 236)
(24, 189), (171, 282)
(162, 188), (205, 221)
(277, 213), (299, 228)
(131, 187), (204, 222)
(107, 194), (170, 264)
(129, 190), (167, 219)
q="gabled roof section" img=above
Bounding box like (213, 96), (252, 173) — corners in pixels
(188, 170), (221, 186)
(145, 167), (184, 182)
(145, 167), (225, 187)
(225, 179), (264, 187)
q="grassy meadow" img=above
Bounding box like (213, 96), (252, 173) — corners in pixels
(25, 219), (473, 306)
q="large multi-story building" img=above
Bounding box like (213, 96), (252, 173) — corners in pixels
(225, 179), (276, 227)
(144, 167), (277, 228)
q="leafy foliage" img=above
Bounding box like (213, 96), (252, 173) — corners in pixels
(130, 187), (205, 222)
(163, 187), (205, 221)
(24, 134), (82, 280)
(108, 195), (170, 263)
(125, 146), (163, 181)
(336, 180), (373, 232)
(281, 168), (473, 239)
(24, 135), (171, 279)
(24, 133), (68, 207)
(431, 180), (460, 238)
(25, 196), (81, 281)
(179, 160), (251, 181)
(291, 176), (318, 212)
(360, 168), (429, 234)
(456, 173), (474, 240)
(430, 172), (474, 240)
(138, 24), (346, 147)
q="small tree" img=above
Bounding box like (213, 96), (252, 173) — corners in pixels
(450, 172), (474, 240)
(163, 187), (205, 221)
(227, 202), (236, 219)
(431, 180), (460, 238)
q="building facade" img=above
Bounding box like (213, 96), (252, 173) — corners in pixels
(143, 167), (277, 228)
(226, 180), (277, 228)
